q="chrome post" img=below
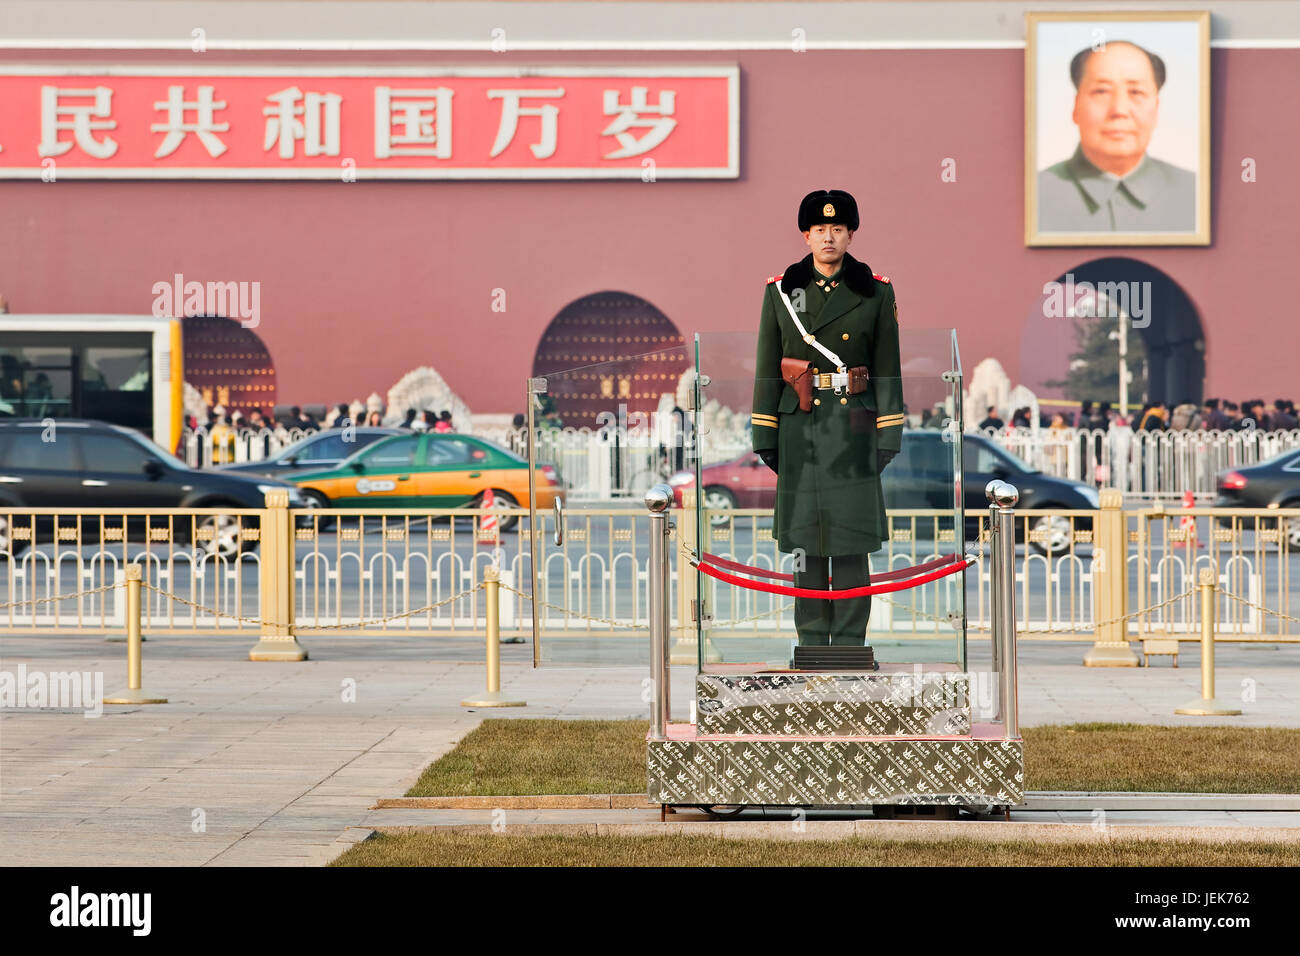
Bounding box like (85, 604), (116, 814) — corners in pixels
(526, 377), (545, 667)
(646, 483), (674, 740)
(991, 481), (1020, 739)
(985, 482), (1003, 681)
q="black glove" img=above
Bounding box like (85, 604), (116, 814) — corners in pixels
(758, 449), (779, 474)
(877, 449), (897, 472)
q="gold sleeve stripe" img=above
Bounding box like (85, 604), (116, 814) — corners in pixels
(876, 415), (905, 428)
(751, 412), (778, 422)
(751, 415), (779, 428)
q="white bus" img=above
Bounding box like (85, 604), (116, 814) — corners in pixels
(0, 315), (184, 453)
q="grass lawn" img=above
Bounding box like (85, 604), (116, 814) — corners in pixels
(406, 720), (1300, 797)
(332, 833), (1299, 867)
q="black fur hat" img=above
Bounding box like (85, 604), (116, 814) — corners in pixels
(798, 189), (859, 231)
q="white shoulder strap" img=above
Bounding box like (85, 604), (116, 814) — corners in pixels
(776, 285), (845, 371)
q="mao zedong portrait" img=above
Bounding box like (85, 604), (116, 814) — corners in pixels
(1038, 40), (1195, 233)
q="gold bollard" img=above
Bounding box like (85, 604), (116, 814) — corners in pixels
(1175, 567), (1241, 716)
(104, 565), (168, 705)
(461, 566), (525, 708)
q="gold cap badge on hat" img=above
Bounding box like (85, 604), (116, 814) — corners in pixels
(823, 202), (835, 216)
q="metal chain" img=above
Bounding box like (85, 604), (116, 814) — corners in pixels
(497, 580), (635, 629)
(0, 583), (119, 612)
(711, 601), (795, 627)
(1019, 586), (1198, 634)
(140, 580), (485, 630)
(1217, 589), (1300, 626)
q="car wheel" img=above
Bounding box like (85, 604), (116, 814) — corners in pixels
(1027, 512), (1072, 555)
(299, 489), (336, 531)
(472, 490), (520, 533)
(1282, 505), (1300, 553)
(194, 512), (256, 558)
(703, 486), (738, 526)
(0, 513), (30, 556)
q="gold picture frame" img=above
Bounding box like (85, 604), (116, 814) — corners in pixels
(1025, 10), (1210, 246)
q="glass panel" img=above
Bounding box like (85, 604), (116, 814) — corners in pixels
(0, 344), (74, 418)
(357, 435), (418, 466)
(524, 347), (691, 666)
(692, 328), (967, 672)
(81, 346), (151, 432)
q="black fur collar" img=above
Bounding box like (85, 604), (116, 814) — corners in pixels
(780, 252), (876, 298)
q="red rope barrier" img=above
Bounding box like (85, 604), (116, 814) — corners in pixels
(700, 551), (960, 583)
(693, 553), (972, 599)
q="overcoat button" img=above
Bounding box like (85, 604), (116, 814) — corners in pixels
(840, 398), (848, 405)
(813, 399), (821, 406)
(842, 333), (849, 340)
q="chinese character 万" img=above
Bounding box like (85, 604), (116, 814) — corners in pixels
(264, 87), (342, 159)
(375, 87), (453, 159)
(601, 87), (677, 159)
(151, 85), (230, 159)
(38, 86), (119, 159)
(487, 88), (565, 159)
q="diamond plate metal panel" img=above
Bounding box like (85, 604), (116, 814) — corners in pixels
(696, 673), (971, 737)
(648, 737), (1024, 806)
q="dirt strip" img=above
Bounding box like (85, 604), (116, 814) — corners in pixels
(366, 818), (1300, 843)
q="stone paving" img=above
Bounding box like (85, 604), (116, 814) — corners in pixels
(1, 634), (1297, 865)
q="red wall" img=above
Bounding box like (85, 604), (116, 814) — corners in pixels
(2, 47), (1297, 413)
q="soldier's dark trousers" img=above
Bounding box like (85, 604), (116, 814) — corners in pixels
(792, 554), (871, 645)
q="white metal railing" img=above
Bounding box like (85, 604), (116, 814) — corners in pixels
(975, 425), (1300, 501)
(181, 423), (1300, 501)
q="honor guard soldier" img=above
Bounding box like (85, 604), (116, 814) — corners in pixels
(750, 189), (904, 647)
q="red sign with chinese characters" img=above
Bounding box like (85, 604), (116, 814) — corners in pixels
(0, 67), (738, 179)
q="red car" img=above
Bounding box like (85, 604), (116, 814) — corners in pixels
(668, 452), (774, 523)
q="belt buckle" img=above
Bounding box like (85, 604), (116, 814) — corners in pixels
(830, 370), (849, 395)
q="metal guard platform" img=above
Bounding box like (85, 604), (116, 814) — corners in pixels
(648, 672), (1024, 808)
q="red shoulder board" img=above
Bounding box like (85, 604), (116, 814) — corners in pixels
(873, 273), (890, 284)
(766, 273), (784, 285)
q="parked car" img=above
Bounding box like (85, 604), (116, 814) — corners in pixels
(291, 431), (564, 531)
(668, 429), (1099, 553)
(217, 427), (401, 479)
(1213, 446), (1300, 551)
(0, 419), (304, 557)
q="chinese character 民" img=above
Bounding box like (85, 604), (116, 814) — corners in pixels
(264, 87), (342, 159)
(601, 87), (678, 159)
(38, 86), (119, 159)
(487, 88), (565, 159)
(375, 87), (453, 159)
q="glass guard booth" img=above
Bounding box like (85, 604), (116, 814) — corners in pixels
(522, 328), (969, 675)
(691, 328), (967, 672)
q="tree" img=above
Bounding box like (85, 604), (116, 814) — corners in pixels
(1044, 314), (1147, 408)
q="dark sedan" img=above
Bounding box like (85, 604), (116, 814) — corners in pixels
(0, 418), (303, 557)
(1214, 446), (1300, 551)
(670, 429), (1099, 553)
(217, 427), (401, 479)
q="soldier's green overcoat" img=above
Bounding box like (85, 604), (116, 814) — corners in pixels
(750, 252), (904, 557)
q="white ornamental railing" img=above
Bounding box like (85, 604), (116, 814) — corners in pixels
(182, 423), (1300, 501)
